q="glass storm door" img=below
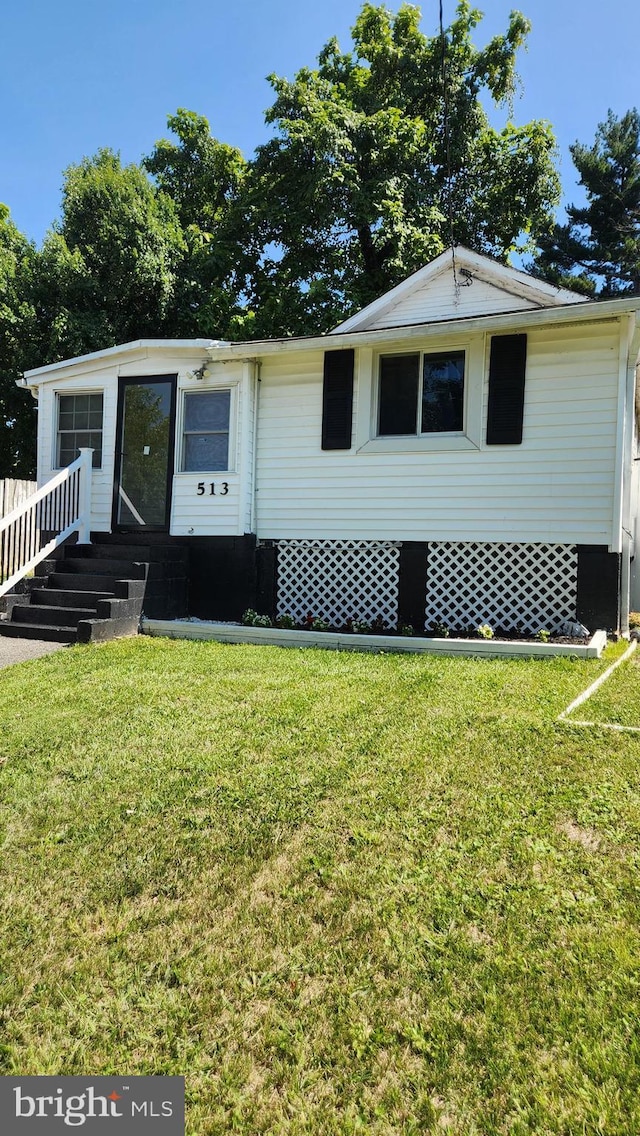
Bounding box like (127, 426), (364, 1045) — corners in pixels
(114, 377), (176, 530)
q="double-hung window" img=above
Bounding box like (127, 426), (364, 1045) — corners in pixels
(378, 350), (465, 436)
(182, 389), (231, 472)
(56, 393), (103, 468)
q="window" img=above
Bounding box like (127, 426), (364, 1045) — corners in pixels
(182, 389), (231, 472)
(56, 393), (103, 468)
(378, 350), (465, 436)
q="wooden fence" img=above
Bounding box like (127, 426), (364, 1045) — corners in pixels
(0, 479), (37, 519)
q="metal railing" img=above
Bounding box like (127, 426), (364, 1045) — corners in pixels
(0, 449), (93, 597)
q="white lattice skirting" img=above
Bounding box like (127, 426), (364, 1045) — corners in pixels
(275, 540), (400, 629)
(425, 542), (578, 634)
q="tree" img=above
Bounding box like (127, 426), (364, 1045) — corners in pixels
(45, 148), (186, 353)
(245, 0), (560, 334)
(0, 152), (189, 476)
(0, 206), (37, 476)
(536, 109), (640, 296)
(144, 110), (251, 339)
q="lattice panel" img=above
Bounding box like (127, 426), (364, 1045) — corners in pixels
(276, 540), (400, 628)
(425, 542), (578, 633)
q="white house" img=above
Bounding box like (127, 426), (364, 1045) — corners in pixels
(5, 246), (640, 643)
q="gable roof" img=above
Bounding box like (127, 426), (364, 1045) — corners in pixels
(331, 246), (588, 334)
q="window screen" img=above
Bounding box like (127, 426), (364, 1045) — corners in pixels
(378, 354), (420, 435)
(421, 352), (465, 433)
(378, 351), (465, 436)
(182, 390), (231, 471)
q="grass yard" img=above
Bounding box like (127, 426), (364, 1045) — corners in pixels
(570, 650), (640, 730)
(0, 636), (639, 1135)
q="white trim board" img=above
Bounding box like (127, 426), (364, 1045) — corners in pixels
(331, 246), (588, 334)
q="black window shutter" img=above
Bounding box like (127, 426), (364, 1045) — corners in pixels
(486, 334), (527, 445)
(322, 349), (355, 450)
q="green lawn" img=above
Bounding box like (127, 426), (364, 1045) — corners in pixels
(0, 637), (639, 1135)
(570, 651), (640, 729)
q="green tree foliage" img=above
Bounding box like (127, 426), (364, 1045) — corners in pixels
(246, 0), (560, 334)
(1, 4), (567, 473)
(143, 110), (250, 338)
(536, 109), (640, 296)
(144, 109), (245, 233)
(0, 152), (187, 475)
(45, 148), (186, 353)
(0, 206), (37, 476)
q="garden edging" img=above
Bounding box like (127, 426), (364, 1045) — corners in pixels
(141, 619), (608, 659)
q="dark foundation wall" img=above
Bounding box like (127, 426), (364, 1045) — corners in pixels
(186, 535), (258, 621)
(255, 543), (278, 618)
(96, 534), (621, 632)
(184, 538), (428, 628)
(397, 542), (428, 629)
(90, 532), (260, 621)
(576, 545), (621, 633)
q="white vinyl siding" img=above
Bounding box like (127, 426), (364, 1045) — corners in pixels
(36, 350), (249, 536)
(254, 321), (620, 546)
(170, 361), (246, 537)
(38, 370), (118, 532)
(31, 318), (623, 549)
(365, 271), (537, 330)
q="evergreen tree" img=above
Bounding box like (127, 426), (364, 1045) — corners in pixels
(536, 109), (640, 296)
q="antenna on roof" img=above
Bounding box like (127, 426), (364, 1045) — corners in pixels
(439, 0), (460, 297)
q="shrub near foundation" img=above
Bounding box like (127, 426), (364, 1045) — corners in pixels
(476, 623), (495, 639)
(275, 613), (296, 630)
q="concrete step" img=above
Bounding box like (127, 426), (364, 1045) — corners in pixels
(92, 531), (183, 545)
(31, 587), (114, 608)
(0, 622), (77, 644)
(49, 572), (122, 593)
(82, 539), (186, 563)
(60, 557), (148, 579)
(11, 604), (96, 627)
(74, 543), (156, 562)
(77, 616), (141, 644)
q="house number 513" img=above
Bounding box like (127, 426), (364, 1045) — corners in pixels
(197, 481), (229, 496)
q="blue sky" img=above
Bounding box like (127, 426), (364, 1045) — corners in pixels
(2, 0), (638, 245)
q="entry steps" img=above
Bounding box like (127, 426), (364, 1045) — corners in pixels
(0, 540), (149, 645)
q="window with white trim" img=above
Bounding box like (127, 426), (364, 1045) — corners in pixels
(181, 389), (231, 472)
(378, 350), (465, 436)
(56, 393), (103, 468)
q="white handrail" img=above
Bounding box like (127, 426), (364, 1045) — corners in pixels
(0, 449), (93, 598)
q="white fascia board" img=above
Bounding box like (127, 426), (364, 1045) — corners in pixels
(22, 338), (227, 385)
(203, 295), (640, 362)
(330, 246), (588, 334)
(448, 247), (589, 305)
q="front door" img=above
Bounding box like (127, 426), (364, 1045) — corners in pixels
(113, 376), (176, 531)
